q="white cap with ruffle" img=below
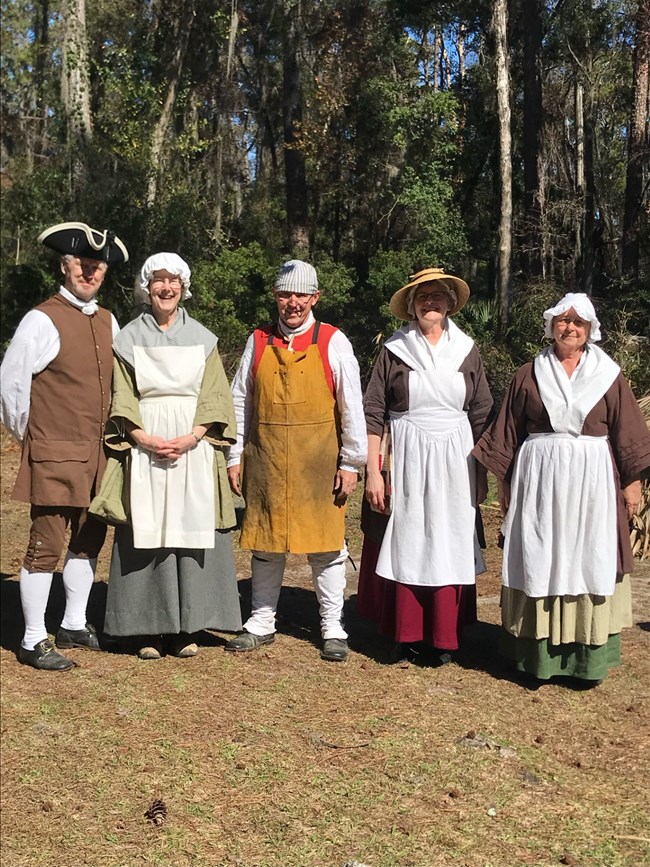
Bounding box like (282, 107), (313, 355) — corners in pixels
(139, 252), (192, 301)
(543, 292), (601, 342)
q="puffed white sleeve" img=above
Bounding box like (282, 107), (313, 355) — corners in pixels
(328, 330), (368, 471)
(0, 310), (61, 441)
(111, 313), (120, 338)
(227, 333), (256, 467)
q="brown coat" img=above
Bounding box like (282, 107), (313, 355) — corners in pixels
(12, 295), (113, 507)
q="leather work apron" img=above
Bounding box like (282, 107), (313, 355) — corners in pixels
(240, 324), (346, 553)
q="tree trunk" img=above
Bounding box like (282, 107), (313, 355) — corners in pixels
(433, 31), (441, 92)
(33, 0), (50, 171)
(580, 70), (596, 295)
(622, 0), (650, 285)
(282, 12), (309, 253)
(61, 0), (92, 199)
(146, 0), (196, 209)
(457, 22), (466, 89)
(493, 0), (513, 331)
(214, 0), (239, 243)
(522, 0), (543, 278)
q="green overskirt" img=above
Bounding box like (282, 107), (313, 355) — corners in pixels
(500, 630), (621, 681)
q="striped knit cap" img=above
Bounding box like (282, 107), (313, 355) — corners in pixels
(274, 259), (319, 295)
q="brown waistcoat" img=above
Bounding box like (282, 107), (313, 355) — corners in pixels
(12, 294), (114, 507)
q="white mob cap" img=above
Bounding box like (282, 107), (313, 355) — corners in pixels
(139, 252), (192, 301)
(543, 292), (601, 343)
(274, 259), (319, 295)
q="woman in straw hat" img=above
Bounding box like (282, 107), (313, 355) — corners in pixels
(358, 268), (493, 664)
(472, 293), (650, 686)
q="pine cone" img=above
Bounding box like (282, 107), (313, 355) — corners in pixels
(145, 798), (167, 826)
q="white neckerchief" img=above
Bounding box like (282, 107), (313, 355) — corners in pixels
(59, 285), (99, 316)
(384, 318), (473, 373)
(534, 344), (620, 435)
(276, 311), (316, 352)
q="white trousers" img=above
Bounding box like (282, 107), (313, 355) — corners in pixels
(244, 547), (348, 640)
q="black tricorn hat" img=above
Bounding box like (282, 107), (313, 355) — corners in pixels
(38, 221), (129, 265)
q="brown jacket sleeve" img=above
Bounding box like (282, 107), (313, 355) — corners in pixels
(471, 363), (535, 480)
(460, 345), (494, 442)
(605, 373), (650, 487)
(363, 348), (392, 437)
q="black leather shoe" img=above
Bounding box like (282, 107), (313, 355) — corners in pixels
(18, 639), (75, 671)
(56, 623), (101, 651)
(434, 650), (454, 666)
(224, 631), (275, 652)
(388, 642), (420, 664)
(321, 638), (348, 662)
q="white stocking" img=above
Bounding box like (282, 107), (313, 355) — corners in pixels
(20, 567), (53, 650)
(60, 553), (96, 631)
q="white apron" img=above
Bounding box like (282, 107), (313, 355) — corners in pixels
(502, 344), (621, 598)
(503, 433), (617, 597)
(130, 345), (215, 549)
(375, 364), (485, 587)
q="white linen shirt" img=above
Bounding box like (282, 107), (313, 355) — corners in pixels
(0, 287), (120, 442)
(228, 313), (367, 472)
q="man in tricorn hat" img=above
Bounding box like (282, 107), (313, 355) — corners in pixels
(0, 222), (129, 670)
(225, 260), (366, 662)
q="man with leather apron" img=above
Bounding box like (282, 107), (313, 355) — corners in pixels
(226, 260), (366, 661)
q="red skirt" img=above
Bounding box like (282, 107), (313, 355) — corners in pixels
(356, 536), (477, 650)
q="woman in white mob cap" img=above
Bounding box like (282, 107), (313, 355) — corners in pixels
(92, 253), (242, 659)
(473, 293), (650, 686)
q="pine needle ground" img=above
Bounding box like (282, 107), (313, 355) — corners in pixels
(1, 428), (649, 867)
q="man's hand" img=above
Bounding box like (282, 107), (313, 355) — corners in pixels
(333, 469), (358, 502)
(228, 465), (242, 496)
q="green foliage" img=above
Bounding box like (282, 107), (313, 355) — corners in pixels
(189, 243), (277, 371)
(0, 263), (54, 351)
(1, 0), (647, 380)
(310, 254), (355, 324)
(507, 281), (564, 365)
(599, 293), (650, 396)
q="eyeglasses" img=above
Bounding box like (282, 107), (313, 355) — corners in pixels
(275, 291), (314, 301)
(151, 277), (182, 289)
(415, 291), (448, 303)
(555, 317), (589, 328)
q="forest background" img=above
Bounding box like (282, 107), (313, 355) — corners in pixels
(1, 0), (648, 399)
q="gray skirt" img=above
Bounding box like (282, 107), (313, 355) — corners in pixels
(104, 526), (243, 636)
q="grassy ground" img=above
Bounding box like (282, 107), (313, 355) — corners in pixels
(1, 427), (649, 867)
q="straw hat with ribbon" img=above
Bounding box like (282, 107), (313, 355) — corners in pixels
(389, 267), (470, 320)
